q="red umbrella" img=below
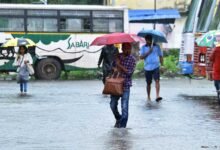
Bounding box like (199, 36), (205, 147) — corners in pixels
(90, 32), (143, 46)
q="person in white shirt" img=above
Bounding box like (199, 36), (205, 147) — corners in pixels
(13, 46), (33, 95)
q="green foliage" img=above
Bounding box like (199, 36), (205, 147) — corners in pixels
(163, 49), (179, 57)
(135, 60), (144, 71)
(163, 55), (179, 72)
(163, 49), (180, 75)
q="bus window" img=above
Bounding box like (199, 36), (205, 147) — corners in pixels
(93, 18), (123, 33)
(0, 9), (24, 31)
(60, 10), (91, 32)
(0, 9), (24, 16)
(27, 10), (57, 32)
(27, 10), (57, 16)
(0, 17), (24, 31)
(93, 19), (108, 32)
(92, 10), (123, 32)
(27, 18), (57, 32)
(109, 19), (123, 32)
(60, 10), (90, 17)
(60, 18), (90, 32)
(92, 11), (123, 18)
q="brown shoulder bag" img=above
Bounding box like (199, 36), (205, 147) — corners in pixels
(102, 72), (124, 96)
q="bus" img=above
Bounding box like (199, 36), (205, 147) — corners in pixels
(179, 0), (220, 78)
(0, 4), (129, 80)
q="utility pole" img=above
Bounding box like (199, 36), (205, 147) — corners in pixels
(153, 0), (156, 29)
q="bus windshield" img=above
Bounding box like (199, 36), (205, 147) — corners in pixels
(183, 0), (217, 33)
(183, 0), (201, 33)
(196, 0), (217, 33)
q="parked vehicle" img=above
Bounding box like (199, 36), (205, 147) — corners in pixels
(0, 4), (129, 80)
(179, 0), (220, 79)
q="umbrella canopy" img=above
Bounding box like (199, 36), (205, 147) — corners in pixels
(1, 38), (36, 48)
(196, 30), (220, 47)
(137, 29), (167, 43)
(90, 32), (143, 46)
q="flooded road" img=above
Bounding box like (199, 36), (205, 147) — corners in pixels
(0, 78), (220, 150)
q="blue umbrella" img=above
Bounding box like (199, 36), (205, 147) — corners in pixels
(137, 29), (167, 43)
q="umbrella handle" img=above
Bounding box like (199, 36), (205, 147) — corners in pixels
(151, 39), (154, 48)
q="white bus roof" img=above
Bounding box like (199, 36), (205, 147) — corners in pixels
(0, 4), (127, 11)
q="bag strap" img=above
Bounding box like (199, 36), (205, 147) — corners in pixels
(111, 71), (121, 78)
(17, 55), (24, 73)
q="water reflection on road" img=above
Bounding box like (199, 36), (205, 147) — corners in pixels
(0, 78), (220, 150)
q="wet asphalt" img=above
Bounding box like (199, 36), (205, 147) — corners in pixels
(0, 78), (220, 150)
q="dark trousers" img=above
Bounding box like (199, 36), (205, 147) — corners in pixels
(145, 67), (160, 84)
(110, 89), (130, 128)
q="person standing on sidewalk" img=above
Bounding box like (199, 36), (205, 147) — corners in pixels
(110, 43), (136, 128)
(139, 35), (163, 102)
(98, 44), (119, 84)
(210, 45), (220, 103)
(13, 46), (33, 95)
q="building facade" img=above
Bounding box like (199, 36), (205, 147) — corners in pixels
(107, 0), (192, 49)
(107, 0), (191, 11)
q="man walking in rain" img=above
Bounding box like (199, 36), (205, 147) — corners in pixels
(98, 44), (119, 84)
(139, 35), (163, 102)
(110, 43), (136, 128)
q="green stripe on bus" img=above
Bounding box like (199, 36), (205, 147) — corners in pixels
(12, 34), (70, 45)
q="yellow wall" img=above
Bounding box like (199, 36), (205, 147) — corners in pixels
(108, 0), (192, 10)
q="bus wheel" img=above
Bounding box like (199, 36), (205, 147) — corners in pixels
(36, 58), (62, 80)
